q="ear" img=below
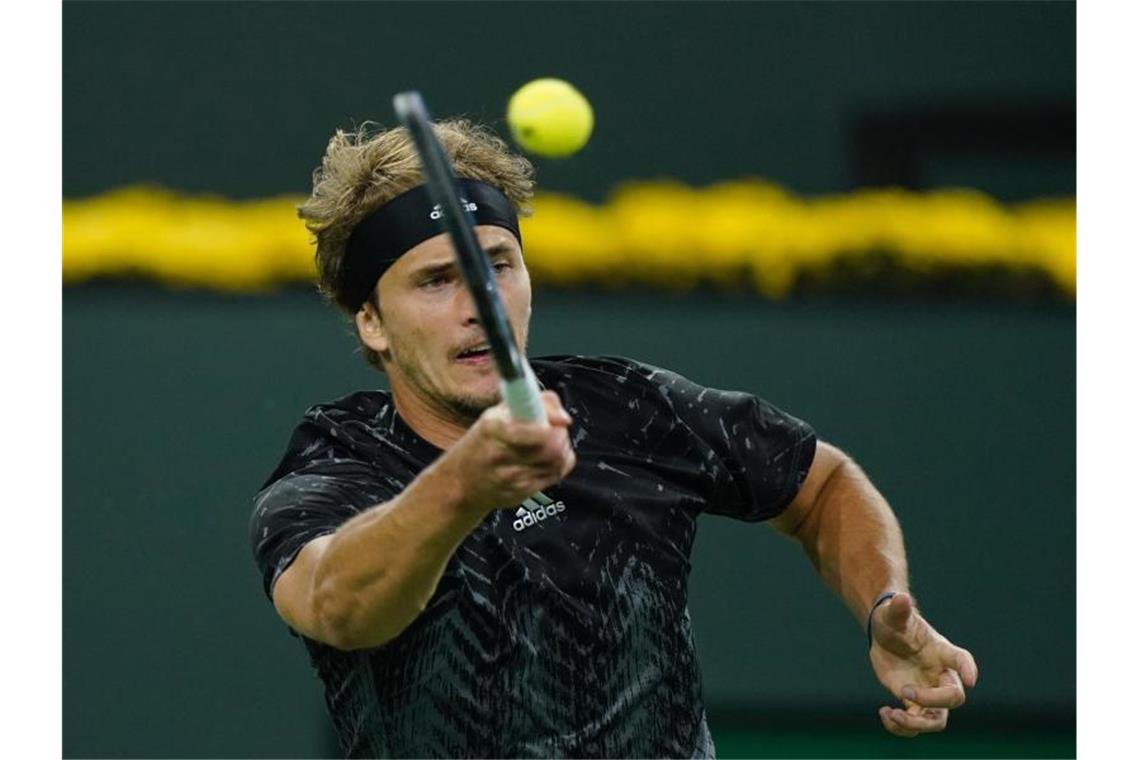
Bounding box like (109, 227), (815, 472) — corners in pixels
(354, 299), (389, 356)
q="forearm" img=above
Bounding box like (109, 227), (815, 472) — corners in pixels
(311, 455), (488, 649)
(796, 458), (911, 624)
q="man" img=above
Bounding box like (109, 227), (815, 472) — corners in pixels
(250, 119), (978, 758)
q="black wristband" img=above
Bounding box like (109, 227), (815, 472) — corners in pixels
(866, 591), (898, 649)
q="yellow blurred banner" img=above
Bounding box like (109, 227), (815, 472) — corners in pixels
(63, 182), (1075, 298)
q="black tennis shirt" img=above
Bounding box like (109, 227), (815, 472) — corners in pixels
(251, 356), (816, 758)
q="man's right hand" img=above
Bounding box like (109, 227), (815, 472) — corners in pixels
(441, 390), (577, 514)
(273, 390), (576, 650)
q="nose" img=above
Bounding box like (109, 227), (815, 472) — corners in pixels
(454, 282), (480, 326)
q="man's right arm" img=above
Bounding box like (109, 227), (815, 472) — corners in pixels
(271, 391), (575, 651)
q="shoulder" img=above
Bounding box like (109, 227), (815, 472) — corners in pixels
(259, 389), (396, 490)
(533, 355), (721, 409)
(532, 354), (667, 391)
(253, 389), (408, 531)
(530, 356), (706, 435)
(300, 388), (393, 427)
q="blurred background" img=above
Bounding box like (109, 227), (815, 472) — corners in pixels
(63, 2), (1074, 758)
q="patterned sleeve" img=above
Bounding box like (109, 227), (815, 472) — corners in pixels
(628, 359), (818, 522)
(249, 459), (397, 601)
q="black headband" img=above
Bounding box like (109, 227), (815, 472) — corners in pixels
(341, 179), (522, 310)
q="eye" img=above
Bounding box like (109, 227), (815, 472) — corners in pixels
(492, 261), (512, 274)
(419, 274), (448, 290)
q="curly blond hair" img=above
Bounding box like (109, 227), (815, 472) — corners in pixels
(300, 119), (535, 312)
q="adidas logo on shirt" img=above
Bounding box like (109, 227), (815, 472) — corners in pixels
(512, 490), (567, 532)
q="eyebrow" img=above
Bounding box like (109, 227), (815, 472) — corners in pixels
(482, 242), (515, 259)
(411, 242), (515, 278)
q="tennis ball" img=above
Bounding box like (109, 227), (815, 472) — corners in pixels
(507, 78), (594, 158)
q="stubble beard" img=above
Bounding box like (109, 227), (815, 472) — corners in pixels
(448, 389), (499, 420)
(387, 319), (529, 424)
(388, 341), (502, 424)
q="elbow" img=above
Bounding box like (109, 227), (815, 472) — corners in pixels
(311, 579), (415, 652)
(777, 443), (851, 542)
(311, 581), (361, 650)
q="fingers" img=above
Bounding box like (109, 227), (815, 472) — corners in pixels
(484, 410), (560, 451)
(466, 391), (577, 506)
(881, 592), (914, 633)
(485, 391), (573, 446)
(480, 397), (575, 475)
(901, 669), (966, 709)
(879, 706), (918, 738)
(940, 644), (980, 688)
(870, 593), (921, 658)
(881, 658), (969, 739)
(879, 705), (948, 737)
(540, 390), (573, 427)
(871, 608), (976, 739)
(559, 434), (577, 478)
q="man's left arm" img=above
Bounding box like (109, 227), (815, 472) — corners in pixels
(769, 441), (980, 738)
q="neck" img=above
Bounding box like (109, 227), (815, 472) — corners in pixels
(387, 377), (477, 451)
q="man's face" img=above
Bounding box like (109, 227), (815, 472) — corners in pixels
(357, 225), (533, 420)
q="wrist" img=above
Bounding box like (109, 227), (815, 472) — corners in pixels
(418, 455), (495, 525)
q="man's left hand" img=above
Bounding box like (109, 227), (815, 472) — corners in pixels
(868, 592), (979, 737)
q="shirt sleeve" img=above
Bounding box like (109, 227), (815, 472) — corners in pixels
(629, 359), (818, 522)
(249, 458), (398, 602)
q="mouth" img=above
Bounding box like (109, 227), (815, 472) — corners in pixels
(454, 343), (493, 365)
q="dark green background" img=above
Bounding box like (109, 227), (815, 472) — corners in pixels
(64, 0), (1075, 203)
(63, 1), (1075, 757)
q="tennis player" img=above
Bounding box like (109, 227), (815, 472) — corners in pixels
(250, 120), (978, 758)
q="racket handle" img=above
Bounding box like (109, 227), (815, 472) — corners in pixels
(500, 363), (548, 424)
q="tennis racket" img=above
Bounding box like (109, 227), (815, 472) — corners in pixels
(392, 91), (547, 424)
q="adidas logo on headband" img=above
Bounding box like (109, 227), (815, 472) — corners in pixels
(429, 200), (478, 220)
(342, 179), (521, 310)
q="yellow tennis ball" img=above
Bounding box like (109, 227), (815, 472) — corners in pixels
(507, 78), (594, 158)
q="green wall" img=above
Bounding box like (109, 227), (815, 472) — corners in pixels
(64, 1), (1074, 203)
(63, 2), (1075, 755)
(63, 287), (1073, 756)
